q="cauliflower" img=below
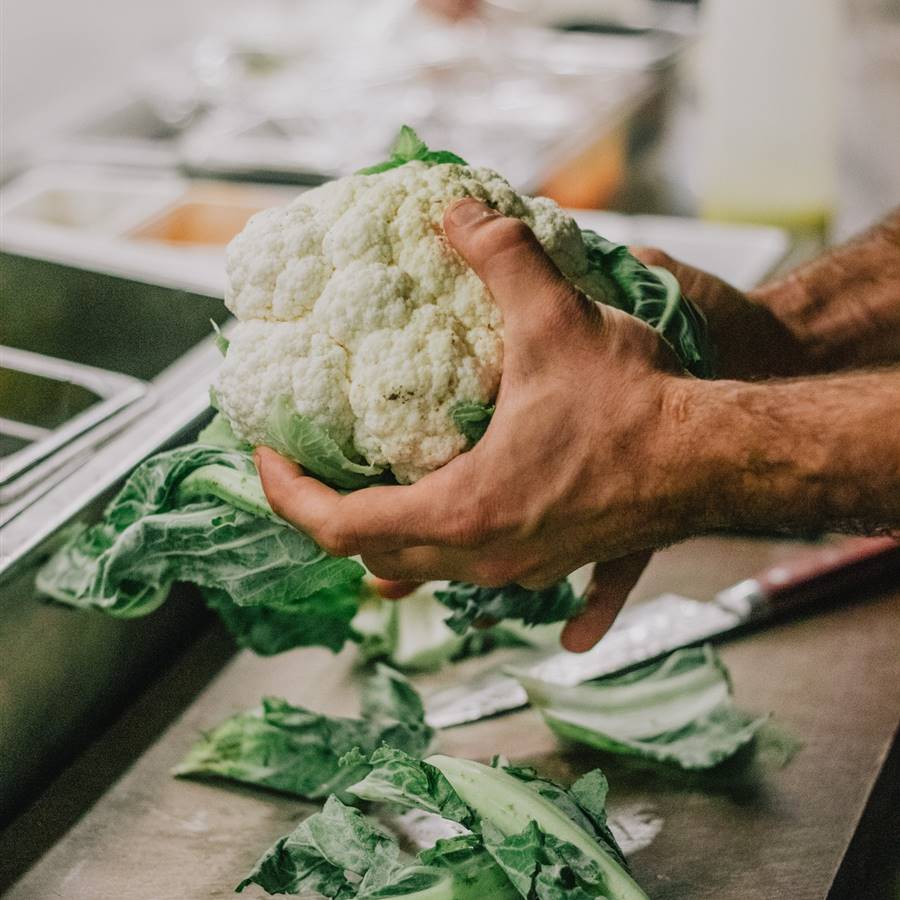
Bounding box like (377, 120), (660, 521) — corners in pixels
(217, 160), (606, 484)
(214, 128), (712, 486)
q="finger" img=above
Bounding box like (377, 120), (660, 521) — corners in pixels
(255, 446), (346, 538)
(561, 550), (653, 653)
(443, 199), (591, 349)
(370, 577), (423, 600)
(362, 545), (480, 584)
(255, 446), (476, 556)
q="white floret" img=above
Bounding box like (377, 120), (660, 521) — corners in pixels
(215, 320), (355, 453)
(349, 304), (496, 483)
(216, 160), (599, 483)
(311, 261), (416, 351)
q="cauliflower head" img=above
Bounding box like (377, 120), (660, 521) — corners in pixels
(214, 158), (612, 484)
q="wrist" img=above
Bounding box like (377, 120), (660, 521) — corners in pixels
(659, 376), (823, 536)
(663, 370), (900, 537)
(647, 376), (735, 541)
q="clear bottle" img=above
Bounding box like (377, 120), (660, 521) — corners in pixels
(696, 0), (841, 230)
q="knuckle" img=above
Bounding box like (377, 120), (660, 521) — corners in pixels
(442, 520), (474, 548)
(480, 216), (536, 257)
(362, 556), (405, 581)
(456, 518), (488, 548)
(470, 558), (514, 587)
(266, 493), (289, 520)
(317, 522), (356, 557)
(445, 499), (492, 548)
(513, 557), (566, 591)
(517, 574), (556, 591)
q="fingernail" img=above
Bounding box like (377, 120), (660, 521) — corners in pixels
(447, 198), (494, 228)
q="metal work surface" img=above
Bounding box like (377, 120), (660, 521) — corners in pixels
(0, 267), (230, 821)
(3, 536), (897, 899)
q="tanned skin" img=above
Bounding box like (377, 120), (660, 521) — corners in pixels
(256, 202), (900, 651)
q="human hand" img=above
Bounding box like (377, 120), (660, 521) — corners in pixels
(643, 207), (900, 378)
(631, 248), (807, 381)
(256, 199), (704, 648)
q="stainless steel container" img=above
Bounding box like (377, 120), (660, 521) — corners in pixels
(0, 256), (229, 821)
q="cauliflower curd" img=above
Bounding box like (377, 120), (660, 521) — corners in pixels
(215, 160), (610, 483)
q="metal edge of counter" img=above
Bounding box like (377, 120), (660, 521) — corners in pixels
(0, 330), (225, 582)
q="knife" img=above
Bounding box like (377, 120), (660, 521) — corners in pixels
(424, 536), (900, 729)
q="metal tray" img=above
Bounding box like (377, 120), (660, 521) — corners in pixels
(0, 335), (223, 821)
(0, 347), (147, 507)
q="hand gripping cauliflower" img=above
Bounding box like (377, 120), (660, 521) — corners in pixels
(38, 132), (714, 649)
(214, 128), (712, 486)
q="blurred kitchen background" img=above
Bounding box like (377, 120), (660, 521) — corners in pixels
(3, 0), (900, 234)
(2, 0), (900, 857)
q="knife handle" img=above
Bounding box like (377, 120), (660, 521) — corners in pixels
(716, 536), (900, 619)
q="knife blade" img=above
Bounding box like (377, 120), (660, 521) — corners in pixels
(424, 536), (899, 729)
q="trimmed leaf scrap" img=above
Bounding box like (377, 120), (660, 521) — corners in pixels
(514, 645), (769, 770)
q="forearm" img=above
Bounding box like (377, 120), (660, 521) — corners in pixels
(749, 208), (900, 373)
(671, 368), (900, 536)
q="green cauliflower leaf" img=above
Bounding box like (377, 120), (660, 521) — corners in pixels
(514, 645), (769, 770)
(175, 665), (433, 799)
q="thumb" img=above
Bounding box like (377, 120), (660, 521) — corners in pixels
(443, 199), (588, 346)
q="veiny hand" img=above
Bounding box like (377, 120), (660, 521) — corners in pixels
(256, 199), (704, 650)
(643, 207), (900, 378)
